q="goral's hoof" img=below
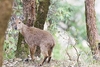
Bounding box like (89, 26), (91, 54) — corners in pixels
(39, 63), (43, 66)
(24, 58), (29, 62)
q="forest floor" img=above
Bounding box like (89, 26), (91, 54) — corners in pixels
(2, 59), (68, 67)
(2, 57), (100, 67)
(2, 46), (100, 67)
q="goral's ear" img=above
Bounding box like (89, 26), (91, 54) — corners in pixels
(19, 15), (25, 21)
(10, 14), (17, 26)
(10, 14), (17, 21)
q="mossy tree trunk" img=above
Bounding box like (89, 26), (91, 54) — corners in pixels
(34, 0), (50, 57)
(85, 0), (100, 59)
(15, 33), (29, 59)
(34, 0), (50, 29)
(0, 0), (13, 66)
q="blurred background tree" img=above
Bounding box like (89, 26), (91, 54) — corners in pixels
(85, 0), (100, 59)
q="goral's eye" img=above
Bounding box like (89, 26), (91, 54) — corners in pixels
(19, 22), (21, 24)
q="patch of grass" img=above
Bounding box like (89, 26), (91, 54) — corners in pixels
(52, 36), (66, 60)
(53, 43), (62, 60)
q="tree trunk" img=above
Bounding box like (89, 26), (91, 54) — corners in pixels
(85, 0), (100, 59)
(23, 0), (36, 26)
(34, 0), (50, 57)
(15, 33), (29, 59)
(34, 0), (50, 29)
(0, 0), (13, 66)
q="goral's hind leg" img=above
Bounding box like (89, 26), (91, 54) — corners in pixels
(47, 56), (51, 63)
(47, 49), (52, 63)
(39, 45), (48, 66)
(39, 56), (48, 66)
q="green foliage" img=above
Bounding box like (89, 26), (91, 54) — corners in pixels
(4, 30), (18, 59)
(47, 0), (86, 45)
(47, 0), (74, 35)
(67, 5), (86, 43)
(13, 0), (23, 15)
(48, 0), (72, 23)
(53, 41), (62, 60)
(52, 36), (66, 60)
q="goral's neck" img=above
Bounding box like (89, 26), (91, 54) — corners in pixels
(19, 24), (28, 37)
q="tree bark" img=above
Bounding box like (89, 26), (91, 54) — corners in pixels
(15, 33), (29, 59)
(0, 0), (13, 66)
(23, 0), (36, 26)
(34, 0), (50, 29)
(85, 0), (100, 58)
